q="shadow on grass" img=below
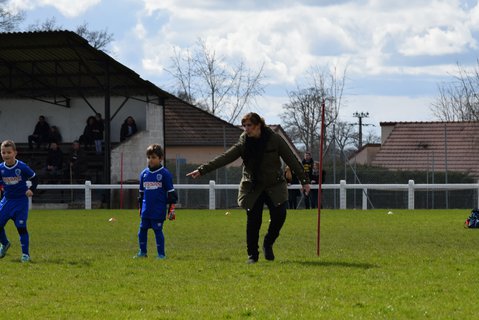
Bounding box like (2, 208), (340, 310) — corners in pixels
(42, 258), (93, 267)
(284, 260), (378, 269)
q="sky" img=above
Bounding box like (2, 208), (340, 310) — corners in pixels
(5, 0), (479, 137)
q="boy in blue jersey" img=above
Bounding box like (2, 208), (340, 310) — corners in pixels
(134, 144), (177, 259)
(0, 140), (38, 262)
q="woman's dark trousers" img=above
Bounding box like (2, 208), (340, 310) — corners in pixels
(246, 191), (287, 259)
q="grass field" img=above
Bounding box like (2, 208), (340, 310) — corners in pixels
(0, 208), (475, 319)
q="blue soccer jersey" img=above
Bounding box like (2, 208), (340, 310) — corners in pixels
(139, 166), (175, 220)
(0, 160), (36, 199)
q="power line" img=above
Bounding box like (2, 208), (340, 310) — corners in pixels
(353, 111), (371, 149)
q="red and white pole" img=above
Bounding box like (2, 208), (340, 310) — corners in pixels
(317, 98), (326, 256)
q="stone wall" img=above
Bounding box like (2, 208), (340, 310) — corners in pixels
(111, 103), (164, 183)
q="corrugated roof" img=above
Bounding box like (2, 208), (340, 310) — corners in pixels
(0, 31), (177, 185)
(372, 122), (479, 176)
(0, 31), (174, 102)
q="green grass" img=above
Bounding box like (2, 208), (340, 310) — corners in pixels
(0, 208), (475, 319)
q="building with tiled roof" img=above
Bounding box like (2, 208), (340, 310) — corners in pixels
(370, 121), (479, 177)
(164, 98), (243, 165)
(164, 99), (301, 166)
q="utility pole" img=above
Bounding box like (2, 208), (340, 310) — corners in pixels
(353, 111), (370, 149)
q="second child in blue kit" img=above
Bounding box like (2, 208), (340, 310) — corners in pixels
(135, 144), (177, 259)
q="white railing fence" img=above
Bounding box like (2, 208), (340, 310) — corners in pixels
(29, 179), (479, 210)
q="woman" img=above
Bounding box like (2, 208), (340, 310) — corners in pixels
(120, 116), (138, 142)
(187, 113), (310, 264)
(79, 116), (99, 150)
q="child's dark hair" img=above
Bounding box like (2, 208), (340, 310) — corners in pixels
(146, 144), (164, 158)
(1, 140), (16, 151)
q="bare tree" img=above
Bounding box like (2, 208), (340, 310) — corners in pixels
(193, 39), (231, 116)
(27, 18), (113, 52)
(280, 66), (347, 155)
(281, 87), (323, 153)
(27, 17), (58, 31)
(169, 48), (196, 104)
(431, 61), (479, 121)
(167, 38), (265, 123)
(364, 129), (381, 145)
(75, 22), (113, 52)
(228, 61), (265, 124)
(0, 0), (24, 31)
(331, 120), (356, 158)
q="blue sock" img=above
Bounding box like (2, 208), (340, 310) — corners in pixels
(19, 232), (29, 255)
(138, 227), (148, 254)
(0, 228), (8, 246)
(153, 227), (165, 256)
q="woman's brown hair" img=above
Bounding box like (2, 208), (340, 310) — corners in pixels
(241, 112), (266, 128)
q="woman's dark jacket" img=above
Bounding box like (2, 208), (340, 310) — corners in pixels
(197, 127), (309, 210)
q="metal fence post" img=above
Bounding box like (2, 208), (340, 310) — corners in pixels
(408, 180), (415, 210)
(27, 181), (32, 209)
(362, 188), (368, 210)
(85, 180), (92, 210)
(340, 180), (346, 209)
(209, 180), (216, 210)
(477, 181), (479, 209)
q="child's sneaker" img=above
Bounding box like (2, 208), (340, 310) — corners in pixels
(0, 242), (11, 258)
(157, 255), (166, 260)
(21, 254), (30, 263)
(133, 251), (147, 259)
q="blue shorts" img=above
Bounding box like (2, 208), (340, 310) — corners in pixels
(0, 197), (29, 228)
(140, 218), (164, 231)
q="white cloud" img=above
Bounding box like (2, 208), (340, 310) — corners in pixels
(134, 22), (147, 40)
(348, 63), (460, 77)
(20, 0), (467, 125)
(5, 0), (33, 12)
(253, 95), (287, 126)
(400, 26), (475, 56)
(14, 0), (479, 81)
(137, 3), (360, 85)
(136, 0), (479, 87)
(13, 0), (479, 131)
(115, 0), (479, 132)
(8, 0), (101, 18)
(41, 0), (100, 17)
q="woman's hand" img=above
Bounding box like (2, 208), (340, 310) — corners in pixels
(186, 170), (201, 179)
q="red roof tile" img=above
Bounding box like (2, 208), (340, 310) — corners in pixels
(372, 122), (479, 176)
(164, 97), (243, 147)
